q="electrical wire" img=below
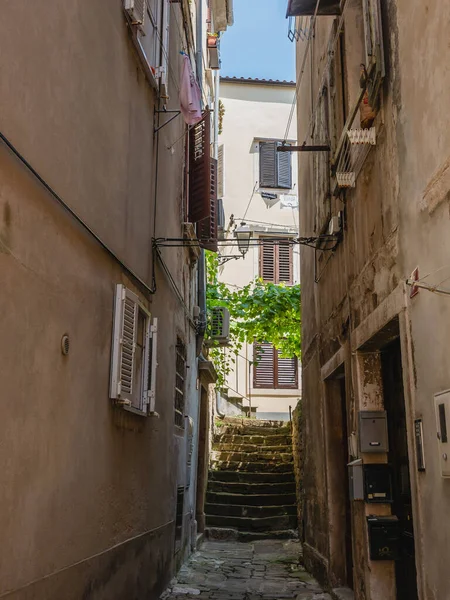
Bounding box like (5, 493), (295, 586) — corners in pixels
(241, 182), (258, 222)
(0, 130), (156, 298)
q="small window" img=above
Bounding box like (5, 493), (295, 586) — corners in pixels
(110, 285), (158, 415)
(253, 343), (298, 390)
(259, 238), (293, 285)
(175, 338), (187, 428)
(259, 141), (292, 190)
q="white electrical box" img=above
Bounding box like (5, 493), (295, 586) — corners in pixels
(435, 390), (450, 477)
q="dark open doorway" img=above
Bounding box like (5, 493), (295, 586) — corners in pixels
(325, 371), (353, 589)
(381, 338), (418, 600)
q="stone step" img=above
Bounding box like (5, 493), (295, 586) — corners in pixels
(207, 479), (296, 495)
(217, 425), (291, 436)
(205, 502), (297, 519)
(205, 526), (298, 541)
(206, 490), (297, 506)
(217, 417), (287, 428)
(216, 433), (292, 446)
(205, 513), (297, 532)
(213, 442), (292, 454)
(210, 460), (294, 473)
(208, 470), (295, 483)
(210, 450), (293, 463)
(237, 528), (298, 541)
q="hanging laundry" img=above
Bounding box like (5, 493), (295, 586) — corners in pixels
(179, 54), (202, 125)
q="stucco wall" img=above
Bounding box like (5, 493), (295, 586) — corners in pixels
(0, 1), (211, 597)
(296, 0), (450, 597)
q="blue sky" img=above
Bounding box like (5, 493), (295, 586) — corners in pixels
(220, 0), (296, 81)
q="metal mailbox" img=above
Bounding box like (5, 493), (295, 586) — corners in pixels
(367, 515), (400, 561)
(348, 459), (364, 501)
(359, 411), (389, 453)
(364, 464), (393, 503)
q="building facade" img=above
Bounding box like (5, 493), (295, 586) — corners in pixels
(0, 1), (231, 598)
(291, 0), (450, 598)
(217, 77), (301, 421)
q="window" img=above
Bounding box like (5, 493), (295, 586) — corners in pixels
(174, 485), (184, 552)
(259, 141), (292, 189)
(175, 338), (187, 428)
(188, 110), (218, 252)
(259, 238), (293, 284)
(110, 285), (158, 415)
(253, 343), (298, 389)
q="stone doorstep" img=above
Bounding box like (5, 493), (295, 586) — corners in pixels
(331, 588), (354, 600)
(214, 443), (293, 453)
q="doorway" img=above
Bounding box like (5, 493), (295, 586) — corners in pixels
(195, 386), (209, 533)
(381, 338), (418, 600)
(325, 372), (353, 589)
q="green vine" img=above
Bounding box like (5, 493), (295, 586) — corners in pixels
(205, 252), (301, 389)
(218, 100), (225, 135)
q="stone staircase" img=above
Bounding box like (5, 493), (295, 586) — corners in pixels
(205, 417), (297, 541)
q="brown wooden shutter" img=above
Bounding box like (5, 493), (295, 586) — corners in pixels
(253, 343), (275, 388)
(188, 110), (211, 224)
(198, 158), (218, 252)
(276, 350), (298, 389)
(278, 240), (293, 284)
(260, 239), (276, 282)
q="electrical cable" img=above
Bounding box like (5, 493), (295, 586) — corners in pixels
(0, 130), (156, 298)
(241, 182), (259, 222)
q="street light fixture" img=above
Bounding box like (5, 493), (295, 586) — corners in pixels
(234, 222), (253, 257)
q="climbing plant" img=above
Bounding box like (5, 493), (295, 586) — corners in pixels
(205, 252), (301, 388)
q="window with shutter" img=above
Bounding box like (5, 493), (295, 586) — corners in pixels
(188, 111), (219, 253)
(362, 0), (385, 106)
(259, 238), (293, 285)
(110, 284), (157, 415)
(259, 141), (292, 189)
(253, 343), (298, 389)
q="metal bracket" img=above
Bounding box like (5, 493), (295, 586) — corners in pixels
(154, 110), (181, 134)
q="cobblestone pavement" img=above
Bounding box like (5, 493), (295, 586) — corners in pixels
(161, 539), (331, 600)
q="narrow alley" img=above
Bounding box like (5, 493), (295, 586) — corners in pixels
(161, 538), (330, 600)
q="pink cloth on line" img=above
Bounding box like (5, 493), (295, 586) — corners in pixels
(179, 54), (203, 125)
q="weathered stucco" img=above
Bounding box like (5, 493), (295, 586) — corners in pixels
(0, 1), (218, 598)
(296, 0), (450, 598)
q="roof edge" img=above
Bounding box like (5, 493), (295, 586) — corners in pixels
(220, 76), (296, 87)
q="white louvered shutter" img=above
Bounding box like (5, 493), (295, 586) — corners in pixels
(218, 144), (225, 198)
(253, 343), (275, 388)
(110, 285), (139, 403)
(277, 142), (292, 189)
(259, 142), (277, 188)
(276, 351), (298, 389)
